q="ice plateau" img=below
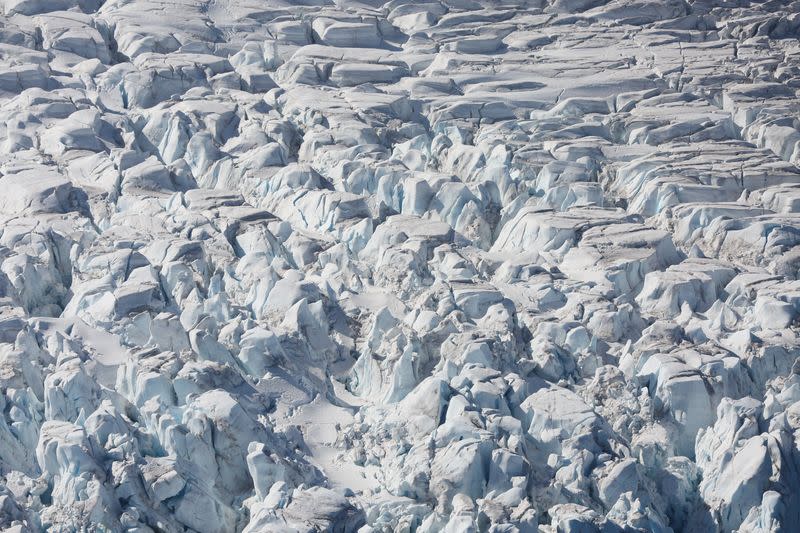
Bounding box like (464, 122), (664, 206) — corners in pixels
(1, 0), (800, 532)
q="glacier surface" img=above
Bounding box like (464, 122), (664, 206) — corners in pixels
(0, 0), (800, 532)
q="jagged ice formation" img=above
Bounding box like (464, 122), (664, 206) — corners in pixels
(0, 0), (800, 531)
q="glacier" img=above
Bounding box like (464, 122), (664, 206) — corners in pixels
(0, 0), (799, 532)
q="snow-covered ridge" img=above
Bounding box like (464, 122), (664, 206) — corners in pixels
(0, 0), (800, 531)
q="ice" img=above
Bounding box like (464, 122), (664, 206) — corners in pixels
(3, 0), (92, 16)
(636, 259), (738, 318)
(2, 0), (800, 531)
(0, 171), (75, 215)
(521, 386), (609, 456)
(34, 11), (111, 64)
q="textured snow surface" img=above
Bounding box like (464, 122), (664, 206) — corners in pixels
(2, 0), (800, 531)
